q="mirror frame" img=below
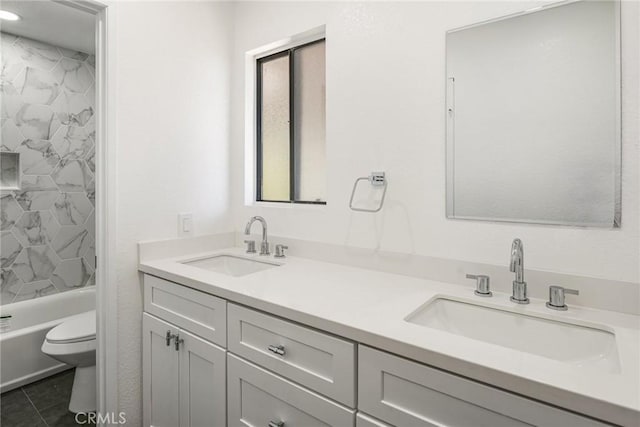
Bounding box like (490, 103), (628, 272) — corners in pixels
(445, 0), (621, 228)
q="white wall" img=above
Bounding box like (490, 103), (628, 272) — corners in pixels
(230, 1), (640, 284)
(114, 2), (234, 423)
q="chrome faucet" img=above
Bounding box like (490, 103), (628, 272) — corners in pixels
(509, 238), (529, 304)
(245, 216), (270, 255)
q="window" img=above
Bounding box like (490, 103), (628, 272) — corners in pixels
(256, 39), (326, 204)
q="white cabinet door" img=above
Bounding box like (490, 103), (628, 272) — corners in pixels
(228, 354), (355, 427)
(179, 329), (226, 427)
(143, 313), (180, 427)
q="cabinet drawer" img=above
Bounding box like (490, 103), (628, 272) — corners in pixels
(359, 346), (610, 427)
(144, 275), (226, 346)
(228, 354), (355, 427)
(228, 303), (356, 406)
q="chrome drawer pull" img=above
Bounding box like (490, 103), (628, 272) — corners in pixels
(165, 330), (175, 346)
(267, 344), (285, 356)
(268, 421), (284, 427)
(175, 334), (184, 351)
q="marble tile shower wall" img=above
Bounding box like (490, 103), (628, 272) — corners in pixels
(0, 32), (96, 305)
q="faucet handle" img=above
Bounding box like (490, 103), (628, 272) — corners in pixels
(546, 285), (579, 311)
(466, 274), (492, 297)
(244, 240), (256, 254)
(274, 244), (288, 258)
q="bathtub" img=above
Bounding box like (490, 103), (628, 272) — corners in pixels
(0, 287), (95, 393)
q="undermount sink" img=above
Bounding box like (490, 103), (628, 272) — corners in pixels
(182, 255), (279, 277)
(405, 297), (620, 373)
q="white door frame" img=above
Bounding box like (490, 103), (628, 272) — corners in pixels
(56, 0), (118, 423)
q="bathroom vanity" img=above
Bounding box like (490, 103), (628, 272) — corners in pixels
(134, 2), (632, 424)
(139, 245), (639, 427)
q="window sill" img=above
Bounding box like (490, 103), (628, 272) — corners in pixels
(249, 201), (327, 210)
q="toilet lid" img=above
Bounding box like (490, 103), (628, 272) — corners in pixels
(46, 310), (96, 344)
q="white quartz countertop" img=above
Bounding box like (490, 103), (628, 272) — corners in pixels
(139, 247), (640, 426)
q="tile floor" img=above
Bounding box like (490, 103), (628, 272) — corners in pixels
(0, 369), (94, 426)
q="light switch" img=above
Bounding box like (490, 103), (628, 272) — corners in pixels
(178, 213), (193, 237)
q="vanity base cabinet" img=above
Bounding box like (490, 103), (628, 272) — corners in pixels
(227, 353), (356, 427)
(143, 313), (226, 427)
(141, 274), (616, 427)
(358, 345), (610, 427)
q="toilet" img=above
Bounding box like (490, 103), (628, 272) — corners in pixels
(41, 310), (96, 413)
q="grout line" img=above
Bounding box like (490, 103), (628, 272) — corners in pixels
(21, 388), (49, 427)
(25, 369), (75, 414)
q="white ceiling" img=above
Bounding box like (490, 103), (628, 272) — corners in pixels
(0, 0), (95, 54)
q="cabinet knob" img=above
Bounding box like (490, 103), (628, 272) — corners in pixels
(268, 421), (284, 427)
(267, 344), (285, 356)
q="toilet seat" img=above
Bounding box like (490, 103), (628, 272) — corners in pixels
(46, 310), (96, 344)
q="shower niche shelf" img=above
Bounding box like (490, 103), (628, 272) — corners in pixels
(0, 152), (20, 190)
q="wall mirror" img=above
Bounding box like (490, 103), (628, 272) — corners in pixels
(445, 0), (620, 227)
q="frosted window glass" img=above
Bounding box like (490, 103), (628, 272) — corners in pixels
(293, 41), (326, 202)
(260, 55), (290, 201)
